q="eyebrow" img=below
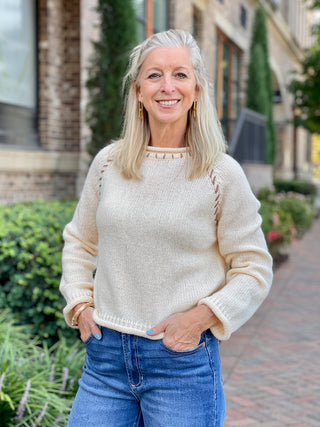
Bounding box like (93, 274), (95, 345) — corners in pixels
(144, 66), (192, 74)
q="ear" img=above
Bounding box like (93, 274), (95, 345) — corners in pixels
(134, 80), (143, 102)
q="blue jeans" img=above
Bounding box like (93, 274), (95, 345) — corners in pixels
(68, 327), (226, 426)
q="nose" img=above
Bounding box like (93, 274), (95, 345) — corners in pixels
(161, 74), (175, 93)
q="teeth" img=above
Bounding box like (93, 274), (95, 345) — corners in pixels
(158, 100), (179, 105)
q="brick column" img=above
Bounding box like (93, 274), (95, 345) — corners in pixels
(38, 0), (80, 152)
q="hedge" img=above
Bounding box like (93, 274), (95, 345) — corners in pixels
(0, 199), (78, 345)
(273, 179), (317, 199)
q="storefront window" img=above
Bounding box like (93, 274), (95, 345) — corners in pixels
(0, 0), (37, 145)
(0, 0), (36, 108)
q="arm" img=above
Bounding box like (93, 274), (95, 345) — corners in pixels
(198, 155), (273, 340)
(59, 148), (108, 328)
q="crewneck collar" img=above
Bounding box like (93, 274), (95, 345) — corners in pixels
(146, 146), (190, 159)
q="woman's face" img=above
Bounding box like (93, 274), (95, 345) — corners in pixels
(137, 46), (198, 129)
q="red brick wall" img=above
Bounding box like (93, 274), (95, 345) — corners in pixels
(38, 0), (81, 152)
(0, 171), (76, 205)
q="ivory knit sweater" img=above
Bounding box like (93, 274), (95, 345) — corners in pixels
(60, 144), (273, 341)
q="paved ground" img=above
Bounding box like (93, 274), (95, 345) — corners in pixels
(220, 216), (320, 426)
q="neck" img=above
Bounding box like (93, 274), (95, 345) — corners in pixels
(148, 119), (187, 148)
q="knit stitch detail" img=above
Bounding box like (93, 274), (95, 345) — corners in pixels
(145, 146), (190, 159)
(98, 158), (112, 196)
(208, 168), (221, 220)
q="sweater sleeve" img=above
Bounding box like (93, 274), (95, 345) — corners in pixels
(199, 154), (273, 340)
(59, 147), (109, 327)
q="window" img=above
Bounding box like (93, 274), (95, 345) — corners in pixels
(240, 5), (247, 29)
(153, 0), (168, 33)
(0, 0), (37, 146)
(192, 6), (202, 41)
(134, 0), (168, 42)
(216, 30), (242, 140)
(269, 0), (280, 10)
(134, 0), (146, 43)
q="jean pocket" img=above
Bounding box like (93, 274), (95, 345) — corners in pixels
(82, 333), (94, 345)
(160, 339), (205, 355)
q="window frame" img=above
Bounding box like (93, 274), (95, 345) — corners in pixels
(216, 29), (242, 140)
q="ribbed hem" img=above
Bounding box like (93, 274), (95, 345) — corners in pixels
(92, 311), (164, 340)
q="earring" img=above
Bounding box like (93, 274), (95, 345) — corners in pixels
(138, 101), (144, 120)
(193, 100), (198, 119)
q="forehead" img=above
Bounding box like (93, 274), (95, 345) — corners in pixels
(141, 46), (193, 70)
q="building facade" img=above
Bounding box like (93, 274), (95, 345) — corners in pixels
(0, 0), (316, 204)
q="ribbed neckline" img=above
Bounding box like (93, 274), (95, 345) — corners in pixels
(146, 146), (190, 159)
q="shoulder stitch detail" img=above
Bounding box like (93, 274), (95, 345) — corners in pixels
(98, 158), (112, 194)
(208, 168), (221, 220)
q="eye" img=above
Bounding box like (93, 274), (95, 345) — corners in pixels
(148, 73), (161, 79)
(176, 72), (188, 79)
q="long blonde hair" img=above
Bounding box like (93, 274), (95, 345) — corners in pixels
(111, 29), (226, 179)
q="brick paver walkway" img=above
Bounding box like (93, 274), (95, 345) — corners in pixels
(220, 217), (320, 426)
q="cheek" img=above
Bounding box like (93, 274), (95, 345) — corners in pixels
(138, 85), (154, 103)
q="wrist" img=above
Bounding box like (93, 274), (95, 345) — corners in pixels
(71, 302), (93, 326)
(189, 304), (219, 332)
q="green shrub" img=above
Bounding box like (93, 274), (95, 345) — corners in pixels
(260, 198), (296, 257)
(0, 310), (85, 426)
(273, 179), (317, 199)
(259, 190), (316, 257)
(257, 186), (274, 201)
(0, 199), (78, 345)
(278, 194), (315, 236)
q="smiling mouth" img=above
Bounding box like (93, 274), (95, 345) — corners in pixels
(156, 100), (180, 106)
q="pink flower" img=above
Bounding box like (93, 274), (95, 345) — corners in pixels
(266, 230), (282, 242)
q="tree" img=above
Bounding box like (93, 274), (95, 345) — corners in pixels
(288, 1), (320, 133)
(86, 0), (137, 158)
(247, 7), (276, 165)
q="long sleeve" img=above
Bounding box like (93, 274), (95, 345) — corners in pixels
(60, 147), (109, 327)
(199, 155), (273, 340)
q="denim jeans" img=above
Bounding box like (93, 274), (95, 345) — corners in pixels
(68, 327), (226, 427)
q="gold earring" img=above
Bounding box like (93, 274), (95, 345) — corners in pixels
(193, 100), (198, 119)
(138, 101), (144, 120)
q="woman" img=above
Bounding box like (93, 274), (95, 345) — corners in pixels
(60, 29), (273, 426)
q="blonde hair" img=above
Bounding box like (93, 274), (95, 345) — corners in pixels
(111, 29), (226, 179)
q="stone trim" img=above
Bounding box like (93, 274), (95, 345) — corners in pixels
(0, 149), (79, 173)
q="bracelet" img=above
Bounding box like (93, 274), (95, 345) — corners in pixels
(71, 302), (93, 326)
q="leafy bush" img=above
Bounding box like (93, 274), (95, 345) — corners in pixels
(259, 188), (316, 258)
(0, 310), (85, 426)
(0, 199), (78, 345)
(273, 179), (317, 199)
(276, 193), (315, 236)
(260, 198), (296, 257)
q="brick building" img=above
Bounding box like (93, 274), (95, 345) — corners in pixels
(0, 0), (316, 204)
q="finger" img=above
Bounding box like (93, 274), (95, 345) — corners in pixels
(90, 323), (102, 340)
(146, 318), (168, 336)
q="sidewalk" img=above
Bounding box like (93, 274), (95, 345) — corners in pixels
(220, 217), (320, 426)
